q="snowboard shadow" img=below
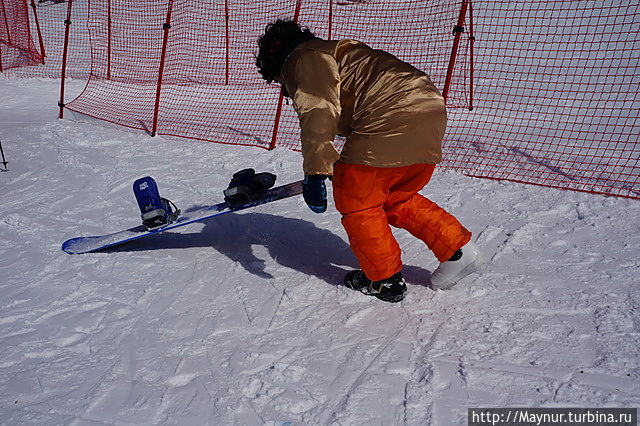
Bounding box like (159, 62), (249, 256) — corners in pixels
(111, 212), (432, 287)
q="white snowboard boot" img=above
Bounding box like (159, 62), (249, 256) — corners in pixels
(430, 241), (484, 290)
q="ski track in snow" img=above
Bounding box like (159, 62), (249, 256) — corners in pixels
(1, 77), (639, 425)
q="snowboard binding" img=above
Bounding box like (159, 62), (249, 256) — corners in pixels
(141, 197), (180, 230)
(133, 176), (180, 230)
(223, 168), (276, 207)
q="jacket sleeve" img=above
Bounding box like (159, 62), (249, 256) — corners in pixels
(281, 48), (341, 176)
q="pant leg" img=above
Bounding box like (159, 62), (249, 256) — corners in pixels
(383, 164), (472, 262)
(332, 162), (404, 281)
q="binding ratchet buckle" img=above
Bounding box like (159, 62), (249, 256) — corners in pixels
(141, 198), (180, 230)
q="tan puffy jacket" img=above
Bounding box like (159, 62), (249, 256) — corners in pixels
(280, 38), (447, 176)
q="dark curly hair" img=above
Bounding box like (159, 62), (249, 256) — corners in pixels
(256, 20), (318, 83)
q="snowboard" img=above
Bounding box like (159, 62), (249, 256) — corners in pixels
(62, 180), (303, 254)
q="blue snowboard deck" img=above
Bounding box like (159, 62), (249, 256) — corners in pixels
(62, 181), (303, 254)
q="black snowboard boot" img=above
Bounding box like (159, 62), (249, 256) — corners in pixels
(344, 270), (407, 303)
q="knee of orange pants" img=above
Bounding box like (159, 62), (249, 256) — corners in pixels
(385, 194), (472, 262)
(340, 207), (403, 282)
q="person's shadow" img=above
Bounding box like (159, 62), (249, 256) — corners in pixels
(111, 211), (432, 287)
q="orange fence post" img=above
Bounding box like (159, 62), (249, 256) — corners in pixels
(268, 0), (304, 150)
(468, 0), (475, 110)
(442, 0), (469, 103)
(151, 0), (174, 137)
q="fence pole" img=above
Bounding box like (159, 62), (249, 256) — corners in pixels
(268, 0), (304, 150)
(151, 0), (174, 137)
(468, 0), (475, 110)
(1, 0), (11, 46)
(1, 0), (10, 71)
(293, 0), (302, 22)
(328, 0), (333, 40)
(58, 0), (73, 119)
(224, 0), (230, 84)
(442, 0), (469, 103)
(0, 0), (4, 72)
(30, 0), (46, 62)
(107, 0), (112, 79)
(269, 91), (285, 150)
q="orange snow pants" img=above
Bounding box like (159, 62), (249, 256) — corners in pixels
(332, 161), (472, 282)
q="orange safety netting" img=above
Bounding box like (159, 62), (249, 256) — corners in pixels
(0, 0), (44, 71)
(5, 0), (640, 199)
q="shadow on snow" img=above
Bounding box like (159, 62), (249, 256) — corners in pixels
(106, 211), (433, 287)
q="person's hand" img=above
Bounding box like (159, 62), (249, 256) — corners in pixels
(302, 175), (328, 213)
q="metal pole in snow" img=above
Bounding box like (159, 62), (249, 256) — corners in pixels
(58, 0), (74, 119)
(0, 140), (9, 171)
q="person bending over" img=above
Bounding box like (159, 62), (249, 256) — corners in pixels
(256, 20), (483, 302)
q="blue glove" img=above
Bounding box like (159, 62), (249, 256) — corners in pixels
(303, 175), (328, 213)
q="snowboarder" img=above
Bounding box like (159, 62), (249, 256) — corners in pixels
(256, 20), (483, 302)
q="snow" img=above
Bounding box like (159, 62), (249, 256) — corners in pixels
(0, 74), (639, 424)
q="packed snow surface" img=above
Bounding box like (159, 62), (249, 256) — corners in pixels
(0, 77), (638, 425)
